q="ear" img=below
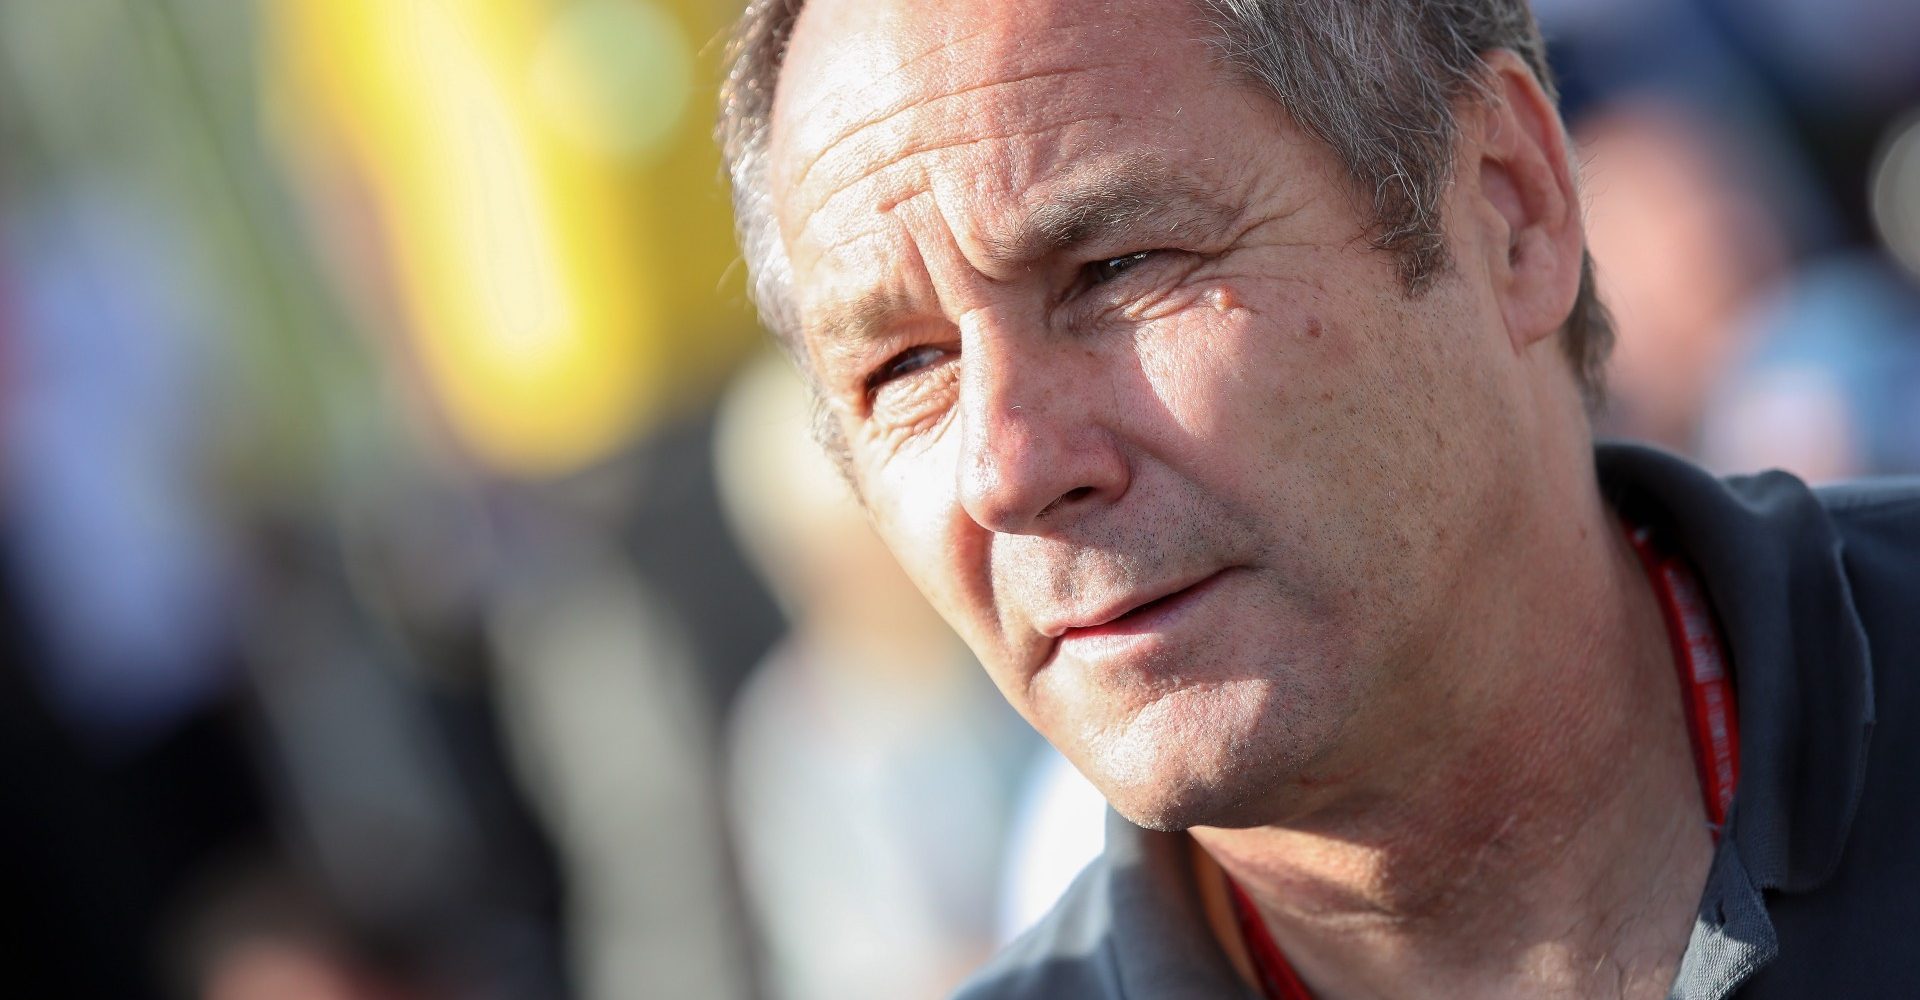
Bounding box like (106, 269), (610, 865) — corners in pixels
(1464, 50), (1583, 354)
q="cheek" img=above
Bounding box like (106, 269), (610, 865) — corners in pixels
(1128, 281), (1349, 467)
(863, 428), (1002, 648)
(1125, 276), (1484, 624)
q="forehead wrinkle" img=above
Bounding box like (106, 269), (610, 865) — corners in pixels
(773, 13), (992, 147)
(784, 91), (1122, 252)
(774, 6), (1048, 155)
(786, 61), (1117, 204)
(773, 0), (1248, 255)
(792, 113), (1125, 259)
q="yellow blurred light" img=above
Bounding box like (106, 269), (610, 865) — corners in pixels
(264, 0), (754, 477)
(530, 0), (693, 161)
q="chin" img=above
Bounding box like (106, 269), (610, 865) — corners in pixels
(1102, 766), (1287, 832)
(1086, 733), (1296, 833)
(1059, 648), (1359, 825)
(1071, 681), (1336, 832)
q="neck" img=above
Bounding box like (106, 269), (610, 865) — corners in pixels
(1193, 483), (1714, 1000)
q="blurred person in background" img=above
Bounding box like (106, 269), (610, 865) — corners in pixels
(0, 134), (562, 1000)
(262, 1), (786, 997)
(5, 1), (782, 998)
(168, 863), (437, 1000)
(1578, 99), (1792, 456)
(716, 351), (1037, 999)
(1695, 252), (1920, 479)
(1543, 0), (1920, 480)
(0, 148), (276, 1000)
(0, 116), (479, 1000)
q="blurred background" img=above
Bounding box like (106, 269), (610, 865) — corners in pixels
(0, 1), (1915, 998)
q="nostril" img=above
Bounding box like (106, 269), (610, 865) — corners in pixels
(1039, 485), (1096, 519)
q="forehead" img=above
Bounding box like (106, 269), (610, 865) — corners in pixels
(765, 0), (1239, 283)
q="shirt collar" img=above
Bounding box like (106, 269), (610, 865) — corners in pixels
(1596, 441), (1875, 892)
(1102, 811), (1259, 998)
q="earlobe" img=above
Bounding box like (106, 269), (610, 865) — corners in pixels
(1471, 50), (1583, 354)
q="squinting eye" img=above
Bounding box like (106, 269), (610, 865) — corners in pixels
(1088, 250), (1154, 285)
(867, 345), (946, 393)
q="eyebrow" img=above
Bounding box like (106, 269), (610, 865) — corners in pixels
(809, 286), (921, 378)
(984, 161), (1236, 269)
(804, 160), (1237, 366)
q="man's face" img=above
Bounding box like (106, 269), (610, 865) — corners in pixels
(767, 0), (1532, 829)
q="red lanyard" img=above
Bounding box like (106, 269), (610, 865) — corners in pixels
(1228, 877), (1316, 1000)
(1626, 522), (1741, 833)
(1227, 523), (1740, 1000)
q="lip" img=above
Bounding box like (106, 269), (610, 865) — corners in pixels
(1039, 568), (1234, 664)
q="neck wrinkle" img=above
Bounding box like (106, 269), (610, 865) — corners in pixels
(1193, 497), (1714, 999)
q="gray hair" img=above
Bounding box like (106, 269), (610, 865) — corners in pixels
(718, 0), (1613, 410)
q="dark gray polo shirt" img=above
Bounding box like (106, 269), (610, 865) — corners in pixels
(957, 443), (1920, 999)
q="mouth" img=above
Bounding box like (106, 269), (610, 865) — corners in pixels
(1039, 569), (1234, 665)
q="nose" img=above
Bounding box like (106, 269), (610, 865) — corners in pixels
(957, 331), (1129, 535)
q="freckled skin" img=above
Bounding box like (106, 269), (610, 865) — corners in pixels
(769, 0), (1539, 832)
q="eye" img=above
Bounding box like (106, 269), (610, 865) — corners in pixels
(865, 344), (947, 394)
(1087, 250), (1156, 285)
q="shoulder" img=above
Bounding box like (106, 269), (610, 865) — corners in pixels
(952, 860), (1124, 1000)
(1738, 476), (1920, 995)
(948, 856), (1121, 998)
(1813, 475), (1920, 518)
(952, 818), (1254, 1000)
(1812, 477), (1920, 640)
(1814, 476), (1920, 545)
